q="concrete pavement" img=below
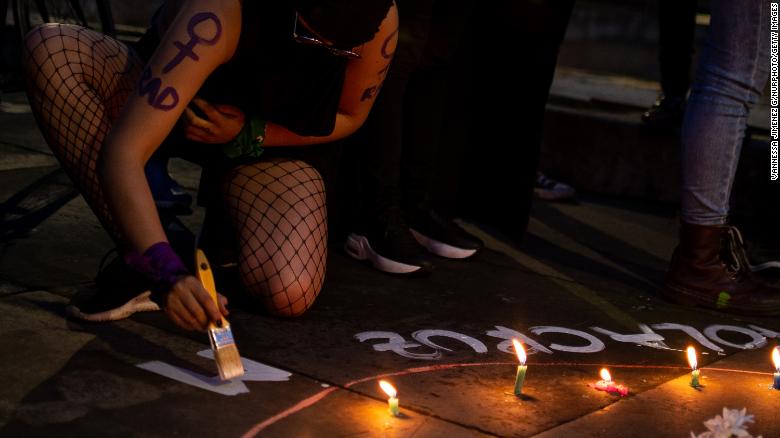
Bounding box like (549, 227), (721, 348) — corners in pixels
(1, 90), (779, 437)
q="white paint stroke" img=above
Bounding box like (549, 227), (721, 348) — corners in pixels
(137, 361), (249, 396)
(412, 330), (488, 354)
(529, 326), (606, 354)
(196, 350), (291, 381)
(354, 331), (441, 360)
(485, 326), (553, 355)
(651, 323), (724, 352)
(591, 324), (672, 350)
(748, 325), (780, 338)
(702, 326), (767, 350)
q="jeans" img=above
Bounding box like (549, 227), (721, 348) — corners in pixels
(680, 0), (769, 226)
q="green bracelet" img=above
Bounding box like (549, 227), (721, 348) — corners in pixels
(221, 115), (266, 159)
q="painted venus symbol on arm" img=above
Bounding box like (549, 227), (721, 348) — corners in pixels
(162, 12), (223, 74)
(137, 12), (223, 111)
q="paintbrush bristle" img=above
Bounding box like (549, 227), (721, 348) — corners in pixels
(209, 325), (245, 380)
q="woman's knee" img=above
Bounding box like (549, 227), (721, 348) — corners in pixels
(249, 275), (323, 318)
(227, 158), (328, 317)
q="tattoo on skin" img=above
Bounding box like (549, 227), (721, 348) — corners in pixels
(137, 12), (222, 111)
(162, 12), (223, 74)
(360, 28), (397, 102)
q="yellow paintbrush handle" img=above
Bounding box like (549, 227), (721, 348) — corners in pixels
(195, 249), (225, 328)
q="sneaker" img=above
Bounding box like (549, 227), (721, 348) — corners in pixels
(66, 215), (195, 322)
(345, 216), (434, 275)
(533, 172), (576, 201)
(408, 208), (482, 259)
(66, 251), (158, 322)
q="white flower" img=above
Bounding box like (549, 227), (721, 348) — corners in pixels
(690, 408), (763, 438)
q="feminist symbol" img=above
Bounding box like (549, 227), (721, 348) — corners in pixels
(162, 12), (223, 74)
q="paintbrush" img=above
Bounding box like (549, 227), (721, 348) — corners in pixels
(195, 249), (244, 380)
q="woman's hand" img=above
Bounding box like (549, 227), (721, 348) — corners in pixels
(183, 97), (246, 144)
(163, 275), (230, 331)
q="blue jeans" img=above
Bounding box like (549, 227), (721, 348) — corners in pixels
(680, 0), (769, 226)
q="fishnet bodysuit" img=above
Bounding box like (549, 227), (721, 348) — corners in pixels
(24, 24), (326, 317)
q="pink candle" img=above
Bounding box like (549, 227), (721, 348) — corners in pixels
(590, 368), (629, 396)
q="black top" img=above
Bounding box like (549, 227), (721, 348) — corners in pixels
(135, 1), (348, 136)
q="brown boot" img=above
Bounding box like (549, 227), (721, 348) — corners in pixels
(663, 222), (780, 316)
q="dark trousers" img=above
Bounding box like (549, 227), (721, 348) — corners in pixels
(340, 0), (472, 233)
(658, 0), (697, 98)
(450, 0), (575, 240)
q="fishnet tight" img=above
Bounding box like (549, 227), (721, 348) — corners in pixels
(24, 24), (328, 316)
(24, 23), (140, 242)
(223, 160), (327, 317)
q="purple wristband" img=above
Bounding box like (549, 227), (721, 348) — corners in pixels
(124, 242), (189, 297)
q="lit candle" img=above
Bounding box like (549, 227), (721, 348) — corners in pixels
(379, 380), (400, 416)
(599, 368), (615, 390)
(687, 346), (700, 388)
(512, 339), (527, 396)
(772, 347), (780, 390)
(590, 368), (629, 396)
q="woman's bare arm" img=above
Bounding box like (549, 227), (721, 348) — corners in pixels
(97, 0), (241, 330)
(176, 3), (399, 147)
(99, 0), (241, 252)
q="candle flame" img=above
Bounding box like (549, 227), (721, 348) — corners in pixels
(600, 368), (612, 382)
(512, 339), (527, 365)
(379, 380), (397, 398)
(773, 346), (780, 371)
(686, 346), (697, 370)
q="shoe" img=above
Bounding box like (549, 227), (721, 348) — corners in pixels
(641, 94), (685, 131)
(145, 156), (192, 213)
(408, 208), (482, 259)
(66, 216), (195, 322)
(533, 172), (576, 201)
(662, 222), (780, 316)
(66, 250), (158, 322)
(345, 214), (434, 275)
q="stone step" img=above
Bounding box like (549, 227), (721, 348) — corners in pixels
(540, 69), (779, 261)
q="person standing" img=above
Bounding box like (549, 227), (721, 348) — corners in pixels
(663, 0), (780, 315)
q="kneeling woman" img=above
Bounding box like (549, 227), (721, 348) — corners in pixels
(24, 0), (397, 330)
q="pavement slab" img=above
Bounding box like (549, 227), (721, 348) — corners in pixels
(535, 346), (780, 438)
(2, 92), (780, 437)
